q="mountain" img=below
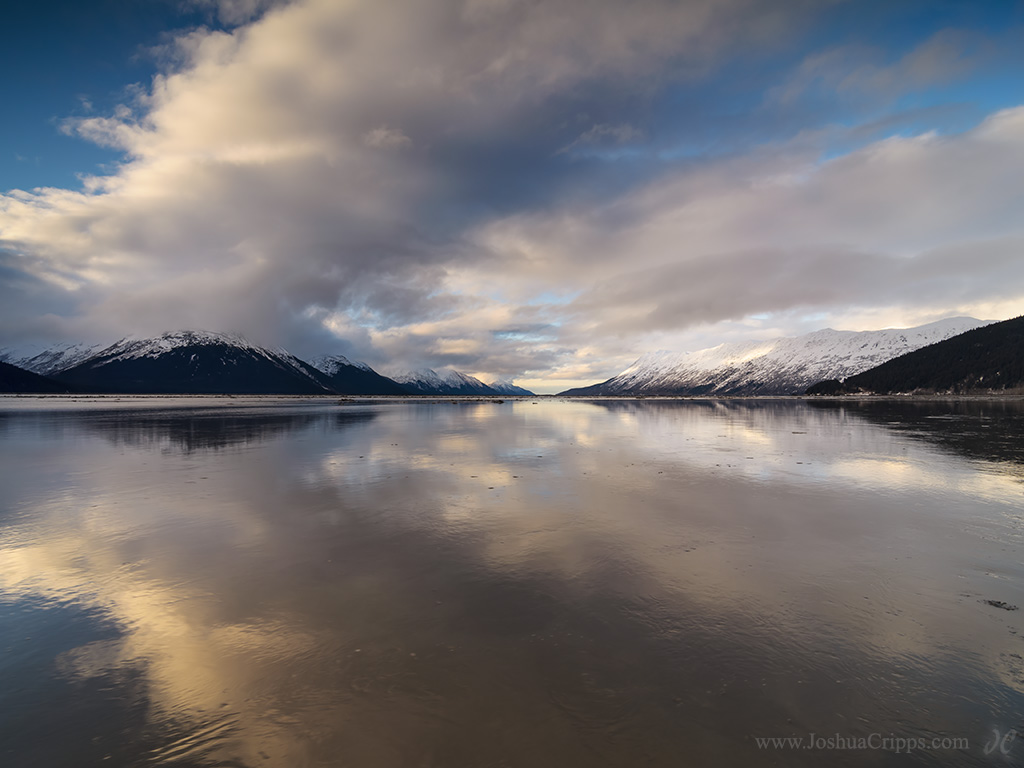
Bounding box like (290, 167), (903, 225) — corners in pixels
(0, 341), (108, 376)
(560, 317), (984, 397)
(806, 316), (1023, 395)
(0, 361), (75, 393)
(489, 378), (535, 396)
(54, 331), (337, 395)
(388, 368), (501, 395)
(308, 354), (410, 395)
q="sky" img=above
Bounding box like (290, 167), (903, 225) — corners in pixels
(2, 0), (1024, 393)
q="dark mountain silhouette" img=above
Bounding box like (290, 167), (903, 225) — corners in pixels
(0, 361), (74, 393)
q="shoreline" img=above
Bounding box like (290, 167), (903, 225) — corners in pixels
(2, 392), (1023, 404)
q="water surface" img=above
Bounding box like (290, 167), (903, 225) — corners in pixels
(1, 397), (1022, 767)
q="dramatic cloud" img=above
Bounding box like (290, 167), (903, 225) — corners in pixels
(1, 0), (1023, 390)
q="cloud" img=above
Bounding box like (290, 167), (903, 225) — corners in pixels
(0, 1), (814, 350)
(1, 0), (1023, 391)
(558, 123), (642, 154)
(467, 107), (1024, 371)
(362, 126), (412, 150)
(772, 28), (994, 107)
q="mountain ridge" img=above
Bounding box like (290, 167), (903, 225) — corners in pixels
(560, 317), (984, 396)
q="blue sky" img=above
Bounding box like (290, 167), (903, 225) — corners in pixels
(1, 1), (207, 191)
(2, 0), (1024, 391)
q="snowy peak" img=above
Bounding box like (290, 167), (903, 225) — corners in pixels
(389, 368), (500, 395)
(489, 378), (535, 396)
(309, 354), (373, 375)
(87, 330), (273, 367)
(562, 317), (986, 396)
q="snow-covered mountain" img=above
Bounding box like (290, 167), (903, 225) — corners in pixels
(79, 330), (274, 363)
(807, 315), (1023, 395)
(0, 341), (108, 376)
(388, 368), (502, 396)
(489, 378), (535, 396)
(308, 354), (409, 395)
(561, 317), (985, 396)
(55, 330), (338, 395)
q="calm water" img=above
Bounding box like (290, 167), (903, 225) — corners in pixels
(1, 397), (1023, 767)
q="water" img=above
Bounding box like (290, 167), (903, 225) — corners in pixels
(1, 396), (1022, 767)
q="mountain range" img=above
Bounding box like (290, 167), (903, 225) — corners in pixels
(0, 331), (534, 396)
(560, 317), (984, 396)
(1, 317), (1013, 397)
